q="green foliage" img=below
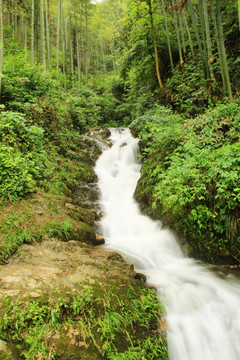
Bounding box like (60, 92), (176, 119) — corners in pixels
(0, 285), (167, 360)
(0, 111), (46, 202)
(0, 212), (38, 261)
(45, 221), (73, 241)
(131, 103), (240, 263)
(67, 89), (99, 132)
(166, 60), (211, 115)
(2, 53), (62, 106)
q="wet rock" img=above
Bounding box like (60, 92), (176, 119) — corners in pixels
(65, 203), (96, 227)
(70, 222), (96, 245)
(94, 236), (105, 245)
(134, 272), (147, 282)
(107, 253), (125, 262)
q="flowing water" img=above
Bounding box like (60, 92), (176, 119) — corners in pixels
(95, 128), (240, 360)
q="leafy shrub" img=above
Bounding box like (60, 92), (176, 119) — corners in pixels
(67, 89), (99, 132)
(2, 53), (62, 105)
(166, 60), (213, 115)
(0, 111), (46, 202)
(131, 103), (240, 263)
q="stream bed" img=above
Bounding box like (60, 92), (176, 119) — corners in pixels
(95, 128), (240, 360)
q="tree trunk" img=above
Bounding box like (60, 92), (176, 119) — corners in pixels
(80, 0), (84, 85)
(171, 0), (183, 64)
(45, 0), (51, 71)
(210, 0), (227, 93)
(101, 40), (106, 73)
(56, 0), (61, 73)
(147, 0), (163, 89)
(31, 0), (34, 65)
(76, 31), (81, 88)
(188, 0), (207, 76)
(24, 18), (28, 49)
(61, 0), (67, 89)
(198, 0), (209, 78)
(159, 0), (174, 71)
(238, 0), (240, 31)
(40, 0), (46, 71)
(0, 0), (3, 97)
(179, 10), (186, 55)
(67, 0), (74, 87)
(73, 1), (81, 88)
(216, 0), (233, 101)
(183, 9), (194, 57)
(202, 0), (215, 80)
(85, 0), (88, 85)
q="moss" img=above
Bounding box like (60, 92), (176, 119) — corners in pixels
(0, 352), (12, 360)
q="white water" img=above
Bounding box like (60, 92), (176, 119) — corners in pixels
(95, 128), (240, 360)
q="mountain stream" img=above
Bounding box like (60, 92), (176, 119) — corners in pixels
(95, 128), (240, 360)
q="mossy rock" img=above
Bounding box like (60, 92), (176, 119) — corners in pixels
(65, 202), (96, 226)
(55, 326), (102, 360)
(0, 341), (19, 360)
(70, 221), (96, 245)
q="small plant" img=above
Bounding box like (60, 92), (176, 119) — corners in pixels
(0, 213), (37, 262)
(0, 111), (46, 202)
(0, 284), (168, 360)
(45, 221), (73, 241)
(131, 103), (240, 263)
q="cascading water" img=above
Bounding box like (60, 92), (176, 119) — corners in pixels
(95, 128), (240, 360)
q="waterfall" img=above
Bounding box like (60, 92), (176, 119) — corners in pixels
(95, 128), (240, 360)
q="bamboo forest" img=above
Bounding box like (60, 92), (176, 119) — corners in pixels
(0, 0), (240, 359)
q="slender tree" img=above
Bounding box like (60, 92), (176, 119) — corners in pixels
(202, 0), (215, 80)
(198, 0), (209, 77)
(61, 0), (67, 89)
(188, 0), (207, 77)
(0, 0), (3, 97)
(67, 0), (74, 87)
(238, 0), (240, 31)
(40, 0), (46, 71)
(179, 9), (186, 55)
(56, 0), (61, 73)
(100, 40), (106, 73)
(45, 0), (51, 71)
(183, 8), (194, 57)
(210, 0), (227, 93)
(146, 0), (163, 89)
(31, 0), (34, 65)
(171, 1), (183, 64)
(215, 0), (233, 101)
(85, 0), (89, 84)
(24, 17), (28, 49)
(159, 0), (174, 71)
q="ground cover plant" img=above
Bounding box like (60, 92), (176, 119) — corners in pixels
(131, 102), (240, 264)
(0, 284), (167, 360)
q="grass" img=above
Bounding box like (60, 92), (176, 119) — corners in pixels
(0, 284), (168, 360)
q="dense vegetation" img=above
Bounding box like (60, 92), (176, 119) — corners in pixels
(0, 284), (167, 359)
(131, 102), (240, 263)
(0, 0), (239, 358)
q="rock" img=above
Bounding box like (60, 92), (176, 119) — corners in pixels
(70, 222), (96, 245)
(134, 272), (147, 282)
(0, 340), (19, 360)
(94, 236), (105, 246)
(65, 202), (77, 210)
(65, 203), (96, 227)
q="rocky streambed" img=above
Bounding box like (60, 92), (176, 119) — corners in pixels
(0, 129), (166, 360)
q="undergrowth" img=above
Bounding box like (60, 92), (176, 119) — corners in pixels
(131, 102), (240, 264)
(0, 285), (168, 360)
